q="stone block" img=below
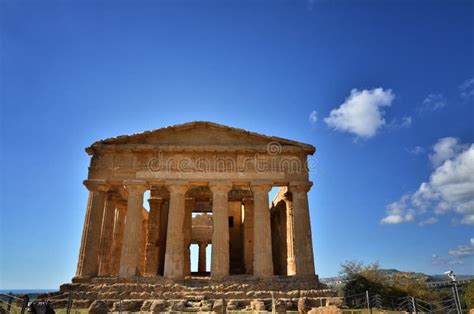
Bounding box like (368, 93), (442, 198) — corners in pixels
(226, 300), (238, 310)
(274, 299), (287, 313)
(112, 299), (143, 312)
(212, 299), (225, 312)
(170, 300), (186, 311)
(88, 300), (109, 314)
(199, 300), (213, 312)
(308, 306), (342, 314)
(250, 300), (266, 311)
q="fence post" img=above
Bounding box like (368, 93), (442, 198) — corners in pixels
(411, 296), (417, 314)
(365, 291), (371, 314)
(20, 295), (29, 314)
(7, 293), (13, 312)
(66, 291), (73, 314)
(452, 285), (462, 314)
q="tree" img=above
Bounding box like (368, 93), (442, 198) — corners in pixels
(465, 281), (474, 309)
(339, 260), (439, 300)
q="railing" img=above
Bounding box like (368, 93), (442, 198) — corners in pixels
(340, 290), (466, 313)
(0, 293), (29, 314)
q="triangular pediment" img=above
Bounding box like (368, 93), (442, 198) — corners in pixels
(87, 121), (314, 154)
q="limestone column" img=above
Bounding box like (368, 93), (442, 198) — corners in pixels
(163, 184), (188, 278)
(210, 182), (232, 279)
(251, 183), (274, 278)
(109, 199), (127, 276)
(144, 197), (163, 276)
(158, 200), (169, 276)
(76, 180), (109, 277)
(184, 198), (194, 276)
(141, 209), (148, 274)
(198, 242), (207, 273)
(119, 180), (148, 277)
(242, 198), (254, 275)
(98, 192), (117, 276)
(289, 182), (315, 277)
(283, 191), (296, 276)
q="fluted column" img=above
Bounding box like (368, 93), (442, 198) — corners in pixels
(289, 182), (315, 277)
(109, 199), (127, 276)
(198, 242), (207, 273)
(283, 191), (296, 276)
(163, 184), (188, 278)
(242, 198), (254, 275)
(184, 198), (194, 276)
(76, 180), (109, 277)
(98, 192), (118, 276)
(119, 180), (148, 277)
(144, 197), (163, 276)
(251, 183), (273, 278)
(210, 182), (232, 279)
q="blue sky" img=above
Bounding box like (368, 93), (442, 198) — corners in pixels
(1, 0), (473, 289)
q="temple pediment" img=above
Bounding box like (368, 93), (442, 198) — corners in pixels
(86, 121), (315, 155)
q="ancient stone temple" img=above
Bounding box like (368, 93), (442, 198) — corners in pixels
(56, 122), (333, 312)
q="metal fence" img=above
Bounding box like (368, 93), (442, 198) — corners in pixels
(341, 289), (466, 313)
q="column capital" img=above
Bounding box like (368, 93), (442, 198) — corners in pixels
(289, 181), (313, 193)
(250, 183), (272, 194)
(209, 181), (233, 194)
(123, 180), (148, 194)
(84, 180), (110, 192)
(166, 183), (189, 194)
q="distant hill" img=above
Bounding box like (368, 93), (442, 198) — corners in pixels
(320, 268), (474, 286)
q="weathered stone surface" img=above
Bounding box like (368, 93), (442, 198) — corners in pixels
(298, 297), (309, 313)
(88, 300), (108, 314)
(308, 306), (343, 314)
(226, 299), (239, 310)
(170, 300), (186, 311)
(212, 299), (224, 312)
(251, 300), (266, 311)
(274, 299), (287, 313)
(112, 299), (142, 312)
(199, 300), (213, 311)
(326, 297), (343, 307)
(149, 300), (168, 313)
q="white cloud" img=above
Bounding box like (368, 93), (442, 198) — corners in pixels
(388, 116), (412, 129)
(460, 78), (474, 101)
(449, 240), (474, 258)
(380, 214), (404, 224)
(309, 110), (318, 124)
(429, 137), (466, 167)
(419, 93), (446, 112)
(408, 146), (425, 155)
(381, 138), (474, 225)
(461, 215), (474, 225)
(432, 239), (474, 265)
(418, 217), (438, 226)
(324, 88), (395, 138)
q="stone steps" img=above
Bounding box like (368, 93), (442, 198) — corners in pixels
(38, 277), (335, 311)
